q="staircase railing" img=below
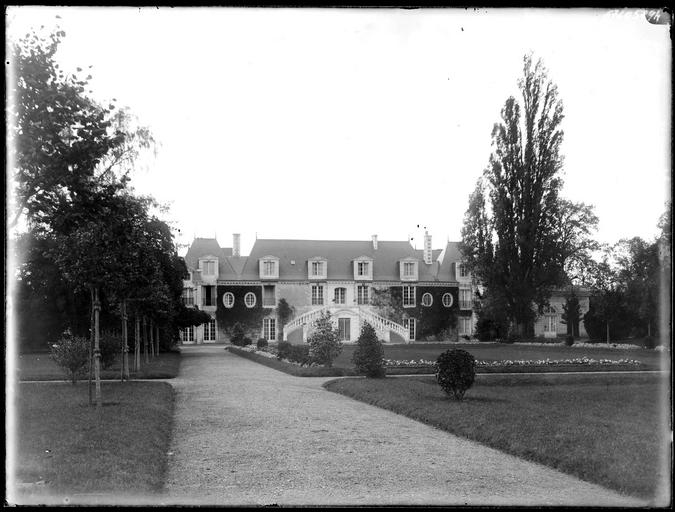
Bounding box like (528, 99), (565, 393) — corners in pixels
(358, 310), (409, 342)
(282, 306), (329, 341)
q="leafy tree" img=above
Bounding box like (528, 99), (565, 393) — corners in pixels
(461, 55), (579, 337)
(307, 311), (342, 367)
(561, 294), (581, 337)
(50, 331), (89, 384)
(352, 322), (386, 378)
(276, 298), (293, 341)
(436, 349), (476, 401)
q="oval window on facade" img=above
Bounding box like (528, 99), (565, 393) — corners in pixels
(442, 293), (453, 308)
(223, 292), (235, 308)
(421, 293), (433, 307)
(244, 292), (257, 308)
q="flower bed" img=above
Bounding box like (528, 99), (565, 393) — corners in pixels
(227, 346), (353, 377)
(384, 357), (642, 370)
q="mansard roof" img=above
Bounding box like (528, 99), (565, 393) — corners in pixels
(184, 237), (461, 283)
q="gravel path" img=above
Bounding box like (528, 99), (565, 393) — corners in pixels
(162, 345), (643, 506)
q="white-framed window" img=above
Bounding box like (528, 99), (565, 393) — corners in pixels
(459, 317), (472, 336)
(403, 286), (415, 307)
(204, 318), (217, 341)
(263, 318), (276, 341)
(404, 318), (416, 341)
(459, 263), (469, 278)
(263, 285), (276, 307)
(311, 261), (324, 277)
(334, 287), (346, 304)
(182, 288), (194, 306)
(421, 293), (433, 307)
(181, 325), (194, 343)
(544, 306), (557, 333)
(244, 292), (257, 308)
(442, 293), (454, 308)
(311, 285), (324, 305)
(202, 285), (216, 306)
(202, 260), (217, 276)
(357, 261), (369, 276)
(403, 262), (416, 277)
(223, 292), (235, 308)
(338, 318), (351, 341)
(357, 285), (369, 305)
(459, 289), (472, 309)
(263, 260), (276, 276)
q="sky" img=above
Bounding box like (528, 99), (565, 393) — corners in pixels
(6, 7), (671, 257)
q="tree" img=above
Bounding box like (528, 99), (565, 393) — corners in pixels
(276, 298), (293, 342)
(352, 322), (385, 378)
(461, 54), (572, 337)
(307, 311), (342, 367)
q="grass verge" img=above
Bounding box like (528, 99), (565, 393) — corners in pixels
(17, 351), (182, 381)
(324, 373), (670, 502)
(227, 346), (355, 377)
(10, 381), (175, 505)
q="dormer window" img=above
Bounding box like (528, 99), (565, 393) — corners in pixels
(354, 257), (373, 280)
(201, 260), (217, 276)
(308, 258), (327, 280)
(399, 258), (419, 281)
(259, 256), (279, 280)
(458, 262), (470, 278)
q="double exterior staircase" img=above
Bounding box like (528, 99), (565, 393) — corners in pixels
(282, 306), (409, 343)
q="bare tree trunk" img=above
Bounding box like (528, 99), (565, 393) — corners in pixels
(648, 321), (651, 338)
(606, 321), (610, 344)
(155, 326), (160, 356)
(143, 316), (149, 364)
(150, 319), (155, 358)
(94, 286), (102, 408)
(121, 300), (129, 381)
(134, 315), (141, 371)
(89, 286), (94, 406)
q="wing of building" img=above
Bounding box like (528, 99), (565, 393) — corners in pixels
(179, 233), (589, 344)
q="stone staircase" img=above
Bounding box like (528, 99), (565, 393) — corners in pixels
(282, 306), (329, 341)
(358, 309), (409, 342)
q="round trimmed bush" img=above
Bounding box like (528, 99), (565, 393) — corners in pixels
(257, 337), (268, 350)
(242, 337), (252, 347)
(436, 349), (476, 400)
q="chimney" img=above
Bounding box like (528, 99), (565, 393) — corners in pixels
(233, 233), (240, 257)
(372, 235), (378, 250)
(423, 231), (432, 264)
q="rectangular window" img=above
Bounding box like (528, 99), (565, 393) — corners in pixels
(544, 315), (557, 333)
(403, 286), (415, 307)
(204, 319), (216, 341)
(311, 285), (324, 305)
(338, 318), (351, 341)
(182, 288), (194, 306)
(202, 285), (216, 306)
(181, 326), (194, 342)
(263, 318), (276, 341)
(459, 289), (472, 309)
(403, 262), (415, 277)
(263, 261), (276, 276)
(334, 287), (346, 304)
(459, 317), (472, 336)
(357, 285), (369, 305)
(263, 285), (276, 307)
(357, 261), (369, 276)
(404, 318), (416, 341)
(311, 261), (324, 276)
(202, 260), (216, 275)
(459, 263), (469, 278)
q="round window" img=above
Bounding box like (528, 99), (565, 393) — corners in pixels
(421, 293), (433, 307)
(442, 293), (453, 308)
(244, 292), (257, 308)
(223, 292), (235, 308)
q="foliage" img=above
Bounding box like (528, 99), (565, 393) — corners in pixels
(307, 311), (342, 367)
(99, 335), (122, 369)
(461, 55), (589, 336)
(565, 334), (575, 346)
(435, 349), (476, 400)
(561, 294), (582, 337)
(50, 331), (89, 384)
(175, 305), (211, 329)
(276, 298), (293, 341)
(352, 322), (386, 378)
(276, 341), (292, 360)
(287, 345), (311, 365)
(242, 337), (252, 347)
(257, 337), (268, 349)
(473, 290), (510, 341)
(371, 287), (405, 324)
(553, 199), (600, 287)
(216, 286), (265, 336)
(229, 322), (246, 346)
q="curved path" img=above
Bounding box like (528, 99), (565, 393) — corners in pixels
(162, 345), (643, 506)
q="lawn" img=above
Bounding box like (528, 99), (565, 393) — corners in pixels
(324, 373), (670, 503)
(333, 342), (665, 371)
(227, 346), (355, 377)
(9, 381), (175, 505)
(16, 351), (182, 381)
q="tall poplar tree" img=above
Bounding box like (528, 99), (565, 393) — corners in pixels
(461, 55), (568, 336)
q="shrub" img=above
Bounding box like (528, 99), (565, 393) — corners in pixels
(352, 322), (385, 378)
(99, 335), (122, 369)
(257, 337), (268, 350)
(307, 311), (342, 367)
(230, 322), (246, 346)
(288, 345), (311, 365)
(242, 337), (252, 347)
(277, 340), (292, 360)
(50, 332), (89, 384)
(565, 335), (575, 346)
(436, 349), (476, 400)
